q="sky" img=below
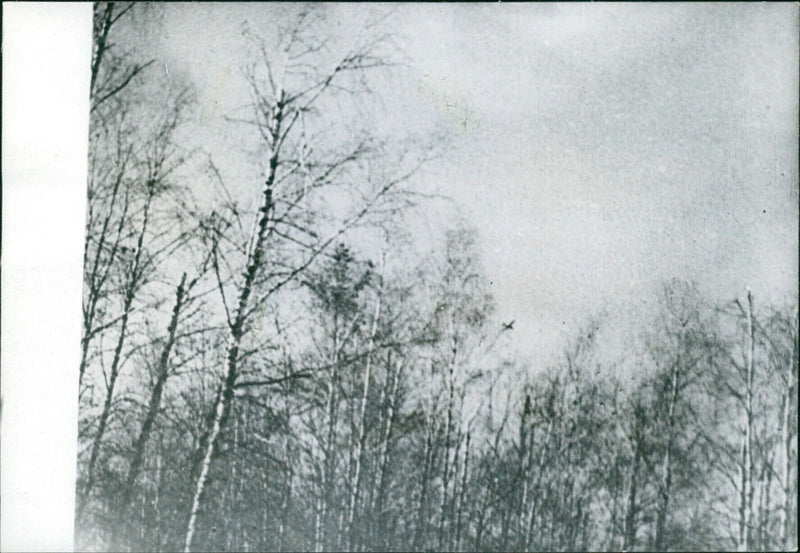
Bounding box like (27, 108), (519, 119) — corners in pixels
(147, 2), (797, 367)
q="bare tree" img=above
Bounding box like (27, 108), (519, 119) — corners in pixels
(78, 85), (194, 525)
(734, 291), (756, 552)
(82, 1), (149, 388)
(182, 9), (421, 550)
(755, 302), (798, 551)
(111, 217), (222, 548)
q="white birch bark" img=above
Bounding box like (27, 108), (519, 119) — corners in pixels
(184, 92), (285, 553)
(738, 291), (755, 552)
(345, 264), (383, 549)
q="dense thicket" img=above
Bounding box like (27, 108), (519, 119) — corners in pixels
(76, 4), (797, 552)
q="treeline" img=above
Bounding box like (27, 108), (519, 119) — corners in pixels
(76, 4), (797, 552)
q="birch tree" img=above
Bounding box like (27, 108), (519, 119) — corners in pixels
(78, 87), (194, 523)
(182, 9), (419, 550)
(761, 304), (798, 551)
(735, 291), (756, 552)
(82, 1), (157, 389)
(110, 216), (223, 549)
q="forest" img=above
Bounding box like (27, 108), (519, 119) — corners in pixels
(76, 4), (797, 552)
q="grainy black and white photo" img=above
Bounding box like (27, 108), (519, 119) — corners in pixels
(75, 3), (798, 551)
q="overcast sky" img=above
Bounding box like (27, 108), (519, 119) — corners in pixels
(149, 2), (797, 366)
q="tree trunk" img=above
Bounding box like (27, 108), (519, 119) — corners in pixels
(607, 458), (621, 551)
(448, 426), (462, 549)
(79, 189), (152, 522)
(438, 338), (457, 550)
(474, 482), (489, 552)
(780, 310), (797, 551)
(318, 319), (341, 552)
(525, 417), (554, 550)
(278, 437), (292, 551)
(112, 273), (187, 547)
(80, 165), (129, 387)
(90, 2), (115, 97)
(624, 415), (643, 552)
(373, 356), (401, 550)
(346, 288), (382, 550)
(516, 396), (531, 549)
(314, 493), (323, 553)
(738, 291), (755, 552)
(413, 412), (436, 551)
(780, 386), (793, 551)
(655, 365), (678, 552)
(184, 93), (284, 553)
(758, 451), (772, 551)
(454, 431), (470, 552)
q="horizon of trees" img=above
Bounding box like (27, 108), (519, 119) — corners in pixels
(76, 4), (797, 552)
